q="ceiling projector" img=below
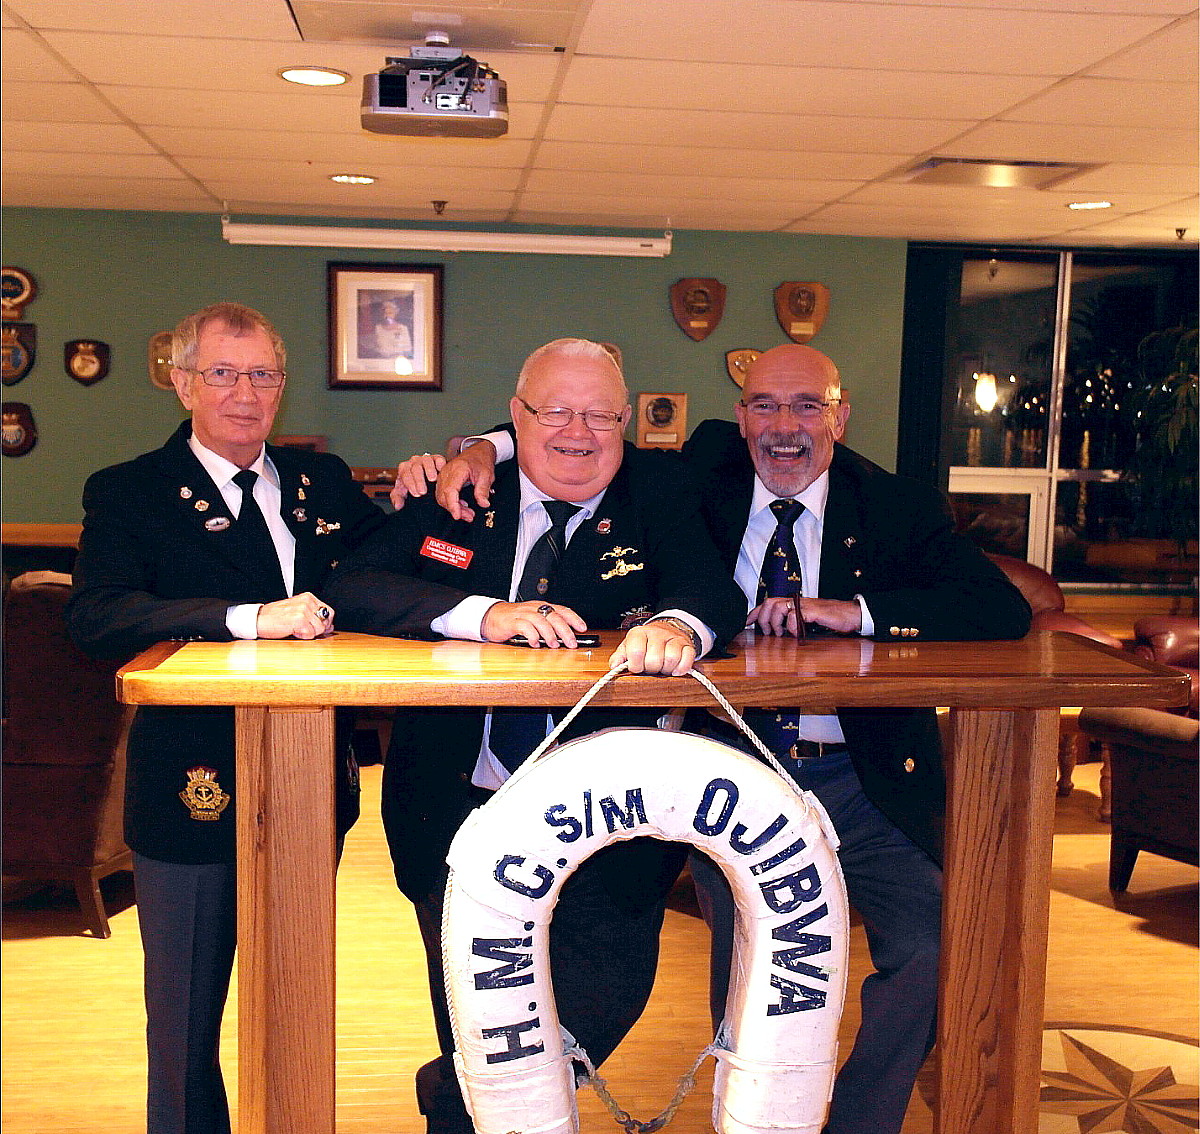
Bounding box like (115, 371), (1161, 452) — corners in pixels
(362, 31), (508, 138)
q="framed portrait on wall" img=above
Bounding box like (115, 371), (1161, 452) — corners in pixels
(327, 262), (442, 390)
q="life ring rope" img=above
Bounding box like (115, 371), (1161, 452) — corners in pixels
(497, 663), (798, 796)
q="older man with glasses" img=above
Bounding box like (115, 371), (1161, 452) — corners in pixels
(66, 301), (385, 1134)
(327, 336), (745, 1134)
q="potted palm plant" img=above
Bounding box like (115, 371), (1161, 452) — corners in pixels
(1123, 323), (1198, 574)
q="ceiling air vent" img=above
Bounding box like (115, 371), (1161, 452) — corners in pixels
(897, 157), (1098, 189)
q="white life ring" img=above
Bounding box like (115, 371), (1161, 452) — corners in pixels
(442, 726), (850, 1134)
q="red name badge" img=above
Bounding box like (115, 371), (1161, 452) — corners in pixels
(420, 536), (473, 569)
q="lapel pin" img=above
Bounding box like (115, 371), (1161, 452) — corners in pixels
(315, 518), (341, 535)
(597, 518), (611, 534)
(300, 474), (311, 486)
(204, 516), (231, 532)
(844, 536), (856, 547)
(484, 511), (495, 528)
(293, 507), (307, 522)
(297, 487), (306, 501)
(194, 499), (209, 512)
(179, 486), (193, 499)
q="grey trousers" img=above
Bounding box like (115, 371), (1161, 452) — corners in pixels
(690, 748), (942, 1134)
(133, 853), (237, 1134)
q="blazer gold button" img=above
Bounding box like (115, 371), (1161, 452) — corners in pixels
(904, 758), (916, 772)
(890, 626), (901, 636)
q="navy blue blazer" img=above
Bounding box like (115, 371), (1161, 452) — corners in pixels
(326, 443), (746, 898)
(66, 421), (386, 863)
(682, 419), (1033, 860)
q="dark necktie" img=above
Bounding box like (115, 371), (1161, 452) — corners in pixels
(748, 498), (805, 756)
(490, 500), (581, 772)
(757, 498), (806, 603)
(232, 468), (287, 601)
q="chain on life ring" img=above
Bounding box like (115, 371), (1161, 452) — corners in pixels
(442, 725), (850, 1134)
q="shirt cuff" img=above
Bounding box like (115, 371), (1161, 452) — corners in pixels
(226, 603), (262, 640)
(432, 595), (503, 642)
(854, 595), (874, 637)
(462, 430), (514, 463)
(652, 609), (715, 657)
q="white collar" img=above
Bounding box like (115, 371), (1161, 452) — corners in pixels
(187, 433), (273, 490)
(517, 469), (606, 518)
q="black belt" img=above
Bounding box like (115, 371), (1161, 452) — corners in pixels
(787, 740), (849, 761)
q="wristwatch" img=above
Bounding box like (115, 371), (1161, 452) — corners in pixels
(648, 615), (702, 652)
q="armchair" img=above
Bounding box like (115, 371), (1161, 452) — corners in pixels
(986, 554), (1125, 795)
(2, 571), (133, 937)
(1078, 705), (1198, 891)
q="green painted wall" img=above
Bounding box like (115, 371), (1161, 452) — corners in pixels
(2, 208), (907, 521)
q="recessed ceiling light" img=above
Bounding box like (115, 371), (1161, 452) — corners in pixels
(330, 174), (376, 185)
(279, 67), (349, 87)
(1067, 200), (1112, 210)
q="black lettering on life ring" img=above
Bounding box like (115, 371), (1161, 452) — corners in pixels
(494, 855), (554, 899)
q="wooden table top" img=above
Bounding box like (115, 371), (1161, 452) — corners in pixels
(1, 522), (82, 547)
(117, 630), (1190, 711)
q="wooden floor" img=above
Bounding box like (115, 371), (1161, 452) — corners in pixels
(3, 760), (1196, 1134)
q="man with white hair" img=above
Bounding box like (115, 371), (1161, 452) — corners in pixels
(328, 337), (744, 1134)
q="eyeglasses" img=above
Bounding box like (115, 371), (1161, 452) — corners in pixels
(518, 398), (625, 431)
(740, 397), (840, 419)
(189, 366), (286, 388)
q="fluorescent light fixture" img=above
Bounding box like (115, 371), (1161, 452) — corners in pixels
(221, 220), (672, 257)
(1067, 200), (1112, 210)
(329, 174), (376, 185)
(279, 67), (349, 86)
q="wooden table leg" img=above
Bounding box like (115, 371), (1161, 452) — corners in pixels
(938, 707), (1058, 1133)
(236, 705), (337, 1134)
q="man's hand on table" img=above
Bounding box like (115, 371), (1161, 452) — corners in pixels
(256, 593), (334, 640)
(609, 620), (697, 677)
(481, 600), (589, 648)
(747, 595), (862, 636)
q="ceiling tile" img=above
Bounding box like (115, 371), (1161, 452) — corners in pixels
(210, 177), (516, 211)
(577, 0), (1172, 75)
(534, 141), (903, 181)
(543, 104), (973, 155)
(557, 57), (1051, 119)
(1003, 77), (1197, 132)
(1, 173), (213, 210)
(1090, 13), (1198, 81)
(3, 28), (84, 82)
(1, 80), (122, 123)
(290, 0), (583, 53)
(1, 120), (158, 153)
(522, 168), (842, 204)
(40, 31), (563, 101)
(142, 125), (534, 167)
(5, 0), (300, 39)
(1057, 163), (1200, 196)
(2, 150), (185, 179)
(174, 155), (523, 193)
(939, 120), (1197, 165)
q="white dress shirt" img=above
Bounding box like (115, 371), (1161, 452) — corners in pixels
(187, 436), (295, 638)
(736, 472), (875, 743)
(438, 461), (714, 788)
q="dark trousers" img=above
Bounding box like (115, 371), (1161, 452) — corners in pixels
(134, 853), (237, 1134)
(690, 748), (942, 1134)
